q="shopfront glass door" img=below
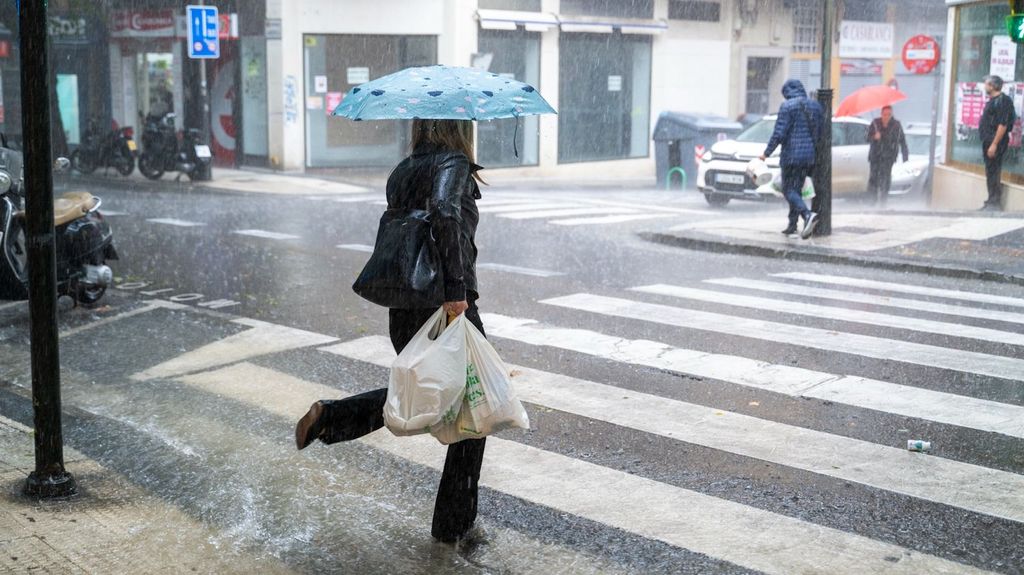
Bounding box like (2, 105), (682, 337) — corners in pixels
(477, 29), (541, 168)
(304, 34), (437, 168)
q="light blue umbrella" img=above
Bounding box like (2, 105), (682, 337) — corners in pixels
(331, 65), (556, 121)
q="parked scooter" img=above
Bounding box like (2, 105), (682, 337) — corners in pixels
(0, 138), (118, 306)
(70, 117), (137, 176)
(137, 112), (212, 181)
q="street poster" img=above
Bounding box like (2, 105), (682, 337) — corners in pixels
(315, 75), (328, 94)
(326, 92), (344, 116)
(990, 36), (1017, 82)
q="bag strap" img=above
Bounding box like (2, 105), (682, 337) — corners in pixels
(800, 101), (816, 143)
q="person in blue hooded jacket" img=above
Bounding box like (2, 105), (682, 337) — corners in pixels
(759, 79), (824, 239)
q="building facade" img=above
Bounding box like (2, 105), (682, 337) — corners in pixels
(934, 0), (1024, 211)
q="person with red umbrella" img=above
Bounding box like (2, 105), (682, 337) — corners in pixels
(867, 105), (909, 207)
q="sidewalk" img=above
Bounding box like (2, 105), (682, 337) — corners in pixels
(641, 210), (1024, 285)
(0, 414), (293, 573)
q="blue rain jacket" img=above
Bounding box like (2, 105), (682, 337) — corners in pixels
(764, 80), (824, 167)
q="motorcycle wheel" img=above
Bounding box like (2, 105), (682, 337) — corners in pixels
(71, 149), (97, 175)
(114, 147), (135, 176)
(74, 282), (107, 307)
(138, 153), (165, 180)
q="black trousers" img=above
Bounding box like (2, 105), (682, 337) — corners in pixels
(984, 147), (1006, 207)
(317, 299), (487, 542)
(868, 159), (894, 206)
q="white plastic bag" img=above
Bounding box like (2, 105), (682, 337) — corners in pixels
(429, 320), (530, 445)
(761, 173), (815, 202)
(384, 308), (467, 436)
(746, 158), (773, 186)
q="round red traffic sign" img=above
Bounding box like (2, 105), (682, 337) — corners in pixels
(902, 35), (940, 75)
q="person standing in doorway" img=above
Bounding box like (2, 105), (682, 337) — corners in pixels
(979, 75), (1016, 211)
(867, 106), (909, 208)
(760, 79), (824, 239)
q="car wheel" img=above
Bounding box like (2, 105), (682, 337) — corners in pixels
(704, 193), (731, 207)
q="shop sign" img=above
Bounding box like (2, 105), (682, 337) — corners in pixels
(990, 36), (1017, 82)
(346, 67), (369, 85)
(839, 20), (893, 59)
(110, 10), (177, 38)
(48, 16), (90, 44)
(265, 19), (282, 40)
(902, 35), (940, 75)
(840, 59), (882, 76)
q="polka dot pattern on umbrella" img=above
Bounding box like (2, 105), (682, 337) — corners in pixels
(332, 65), (557, 121)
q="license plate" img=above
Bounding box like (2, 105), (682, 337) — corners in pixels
(195, 145), (212, 158)
(715, 173), (745, 185)
(126, 140), (137, 152)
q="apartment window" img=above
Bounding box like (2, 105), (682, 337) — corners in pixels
(478, 0), (542, 10)
(792, 0), (822, 54)
(559, 0), (655, 19)
(668, 0), (720, 22)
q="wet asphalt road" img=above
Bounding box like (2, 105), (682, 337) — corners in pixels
(0, 173), (1022, 574)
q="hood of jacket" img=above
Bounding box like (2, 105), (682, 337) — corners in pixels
(782, 79), (808, 101)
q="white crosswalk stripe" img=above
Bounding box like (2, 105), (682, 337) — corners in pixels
(631, 284), (1024, 347)
(705, 277), (1024, 325)
(146, 218), (205, 227)
(776, 272), (1024, 309)
(477, 202), (579, 214)
(479, 313), (1024, 439)
(323, 336), (1024, 523)
(497, 207), (638, 220)
(550, 214), (674, 226)
(232, 229), (301, 240)
(541, 293), (1024, 381)
(179, 362), (992, 575)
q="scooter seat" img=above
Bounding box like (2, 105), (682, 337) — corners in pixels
(53, 192), (97, 226)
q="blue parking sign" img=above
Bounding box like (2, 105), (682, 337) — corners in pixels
(186, 5), (219, 59)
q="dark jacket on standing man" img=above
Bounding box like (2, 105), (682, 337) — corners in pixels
(764, 79), (824, 167)
(867, 118), (909, 165)
(980, 92), (1016, 153)
(386, 143), (482, 302)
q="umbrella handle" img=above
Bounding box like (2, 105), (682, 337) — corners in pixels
(513, 114), (520, 159)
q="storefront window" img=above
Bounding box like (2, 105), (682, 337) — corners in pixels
(558, 32), (651, 163)
(477, 30), (541, 168)
(304, 34), (436, 168)
(950, 1), (1024, 177)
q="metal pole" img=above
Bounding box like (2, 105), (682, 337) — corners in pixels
(20, 0), (77, 498)
(190, 0), (212, 181)
(813, 0), (836, 237)
(926, 55), (943, 202)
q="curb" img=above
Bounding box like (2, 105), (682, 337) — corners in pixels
(639, 231), (1024, 287)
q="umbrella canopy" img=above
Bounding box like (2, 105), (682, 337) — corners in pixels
(331, 65), (556, 121)
(835, 85), (908, 117)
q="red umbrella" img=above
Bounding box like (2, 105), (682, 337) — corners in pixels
(835, 85), (908, 117)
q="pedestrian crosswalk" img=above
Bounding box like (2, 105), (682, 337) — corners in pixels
(302, 191), (704, 227)
(13, 269), (1024, 573)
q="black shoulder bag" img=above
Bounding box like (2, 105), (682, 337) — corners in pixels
(351, 206), (444, 309)
(352, 160), (445, 309)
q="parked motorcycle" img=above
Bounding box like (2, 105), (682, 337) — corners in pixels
(71, 117), (137, 176)
(137, 113), (212, 181)
(0, 139), (118, 306)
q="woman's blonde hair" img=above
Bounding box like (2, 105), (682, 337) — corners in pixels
(411, 119), (484, 182)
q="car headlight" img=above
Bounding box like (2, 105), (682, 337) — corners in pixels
(0, 171), (12, 194)
(701, 151), (713, 163)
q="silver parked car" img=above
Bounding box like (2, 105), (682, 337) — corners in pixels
(696, 115), (928, 206)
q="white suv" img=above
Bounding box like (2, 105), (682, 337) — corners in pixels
(696, 115), (921, 206)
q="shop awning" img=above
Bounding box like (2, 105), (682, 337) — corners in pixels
(557, 15), (668, 35)
(476, 9), (559, 32)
